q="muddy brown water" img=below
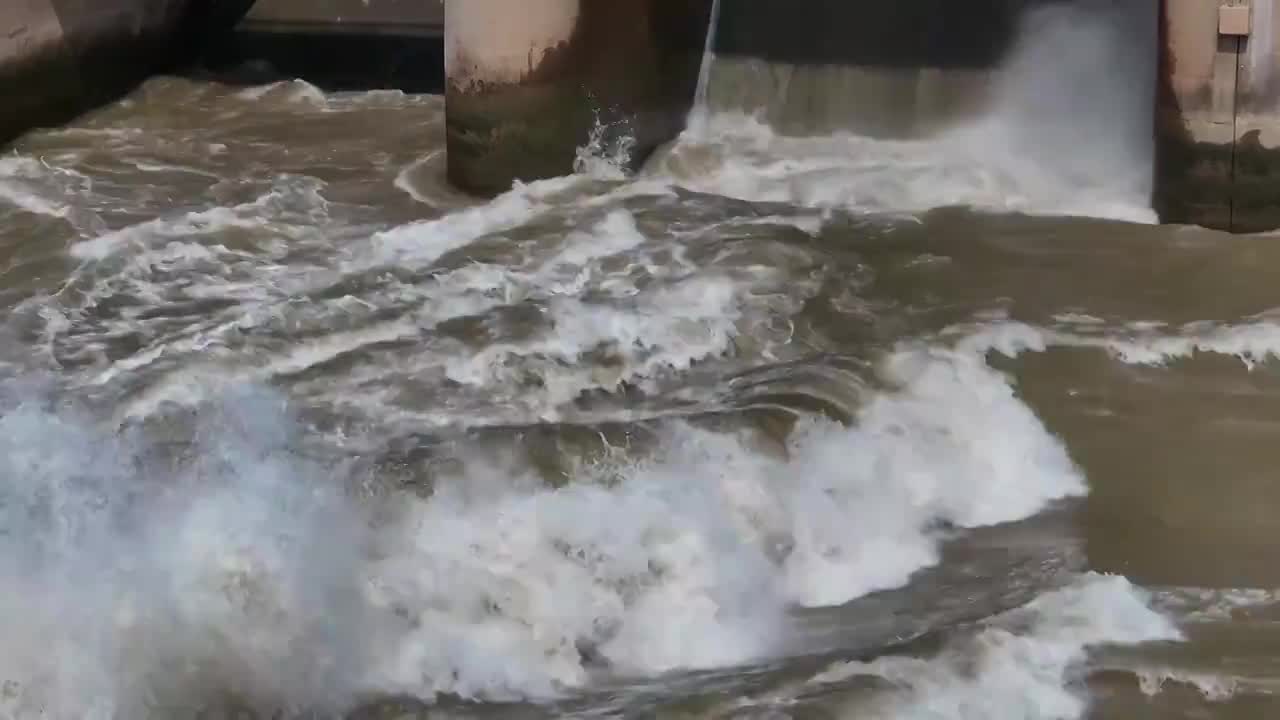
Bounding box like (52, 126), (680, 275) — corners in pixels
(0, 76), (1278, 720)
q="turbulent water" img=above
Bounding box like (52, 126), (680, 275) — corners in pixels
(2, 6), (1280, 720)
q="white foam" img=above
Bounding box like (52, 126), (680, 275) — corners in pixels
(1137, 668), (1240, 702)
(1152, 586), (1280, 622)
(656, 112), (1155, 224)
(573, 117), (637, 180)
(0, 333), (1093, 713)
(440, 275), (742, 410)
(950, 315), (1280, 370)
(660, 4), (1157, 224)
(104, 209), (669, 420)
(364, 178), (564, 265)
(805, 574), (1181, 720)
(308, 206), (819, 430)
(0, 157), (73, 219)
(70, 179), (330, 261)
(368, 440), (784, 699)
(777, 346), (1085, 606)
(371, 342), (1087, 697)
(115, 318), (420, 420)
(233, 79), (328, 107)
(0, 388), (376, 718)
(393, 150), (447, 206)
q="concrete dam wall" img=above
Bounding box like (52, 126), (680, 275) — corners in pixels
(1158, 0), (1280, 233)
(440, 0), (1072, 195)
(0, 0), (248, 146)
(1, 0), (1277, 233)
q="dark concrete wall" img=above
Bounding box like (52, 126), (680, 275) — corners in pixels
(714, 0), (1038, 69)
(704, 0), (1059, 139)
(204, 0), (445, 92)
(0, 0), (240, 146)
(445, 0), (714, 195)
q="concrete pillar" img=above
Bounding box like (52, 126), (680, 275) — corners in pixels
(444, 0), (714, 195)
(1156, 0), (1280, 232)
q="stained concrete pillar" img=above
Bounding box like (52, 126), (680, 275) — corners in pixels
(444, 0), (714, 195)
(1156, 0), (1280, 232)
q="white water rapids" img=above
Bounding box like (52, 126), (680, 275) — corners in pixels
(3, 3), (1276, 719)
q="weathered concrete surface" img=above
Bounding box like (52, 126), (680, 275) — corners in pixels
(206, 0), (444, 92)
(0, 1), (77, 144)
(1, 0), (238, 146)
(1236, 0), (1280, 231)
(1156, 0), (1280, 232)
(445, 0), (714, 195)
(1155, 0), (1244, 230)
(701, 58), (999, 139)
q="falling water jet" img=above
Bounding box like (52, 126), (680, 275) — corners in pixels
(688, 0), (723, 137)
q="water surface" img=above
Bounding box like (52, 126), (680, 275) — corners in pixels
(0, 27), (1278, 720)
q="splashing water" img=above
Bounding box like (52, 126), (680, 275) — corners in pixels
(662, 1), (1158, 223)
(0, 2), (1253, 718)
(0, 335), (1102, 716)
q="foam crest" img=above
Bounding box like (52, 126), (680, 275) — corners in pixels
(0, 157), (74, 219)
(70, 176), (332, 261)
(777, 346), (1084, 606)
(441, 275), (742, 410)
(951, 315), (1280, 369)
(1151, 585), (1280, 622)
(367, 185), (551, 265)
(0, 385), (375, 718)
(369, 441), (785, 699)
(657, 110), (1154, 224)
(806, 574), (1180, 720)
(104, 209), (682, 420)
(233, 79), (328, 107)
(0, 336), (1089, 713)
(370, 342), (1085, 697)
(1137, 669), (1240, 702)
(362, 170), (657, 266)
